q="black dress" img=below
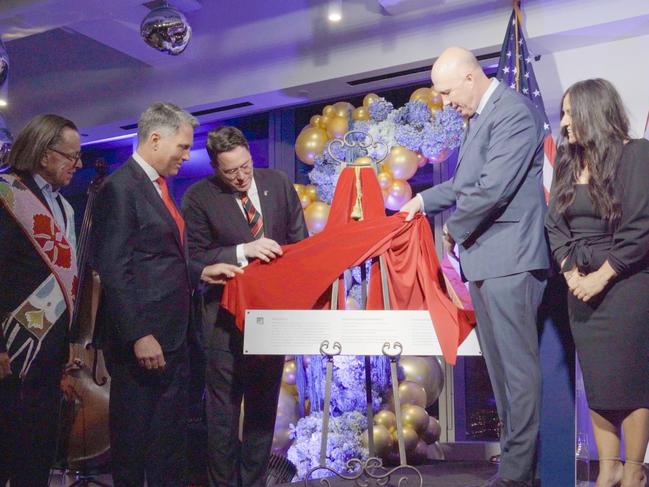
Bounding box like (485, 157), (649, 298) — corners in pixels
(546, 139), (649, 410)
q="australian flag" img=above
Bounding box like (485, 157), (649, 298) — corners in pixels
(496, 4), (556, 198)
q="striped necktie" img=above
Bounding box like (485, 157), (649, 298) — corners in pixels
(240, 192), (264, 240)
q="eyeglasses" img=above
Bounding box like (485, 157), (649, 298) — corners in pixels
(220, 160), (253, 178)
(49, 147), (82, 164)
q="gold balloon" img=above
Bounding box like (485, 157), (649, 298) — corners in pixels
(322, 105), (334, 117)
(305, 184), (318, 202)
(386, 146), (419, 180)
(332, 101), (353, 118)
(416, 152), (428, 168)
(352, 106), (369, 121)
(363, 424), (393, 456)
(428, 442), (445, 460)
(377, 171), (393, 190)
(282, 383), (298, 399)
(326, 115), (349, 139)
(320, 115), (332, 128)
(428, 147), (451, 164)
(295, 126), (328, 165)
(304, 201), (330, 234)
(421, 416), (442, 444)
(293, 183), (306, 197)
(271, 427), (292, 455)
(282, 360), (297, 385)
(410, 87), (431, 102)
(397, 381), (427, 408)
(384, 179), (412, 211)
(363, 93), (380, 108)
(430, 89), (444, 110)
(299, 193), (311, 209)
(272, 386), (298, 454)
(396, 426), (419, 452)
(399, 356), (445, 407)
(413, 439), (429, 463)
(401, 404), (430, 434)
(310, 114), (324, 128)
(374, 410), (397, 433)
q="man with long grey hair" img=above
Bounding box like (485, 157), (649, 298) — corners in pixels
(92, 102), (241, 486)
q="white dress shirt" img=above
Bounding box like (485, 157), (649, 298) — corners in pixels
(34, 174), (66, 232)
(132, 151), (163, 197)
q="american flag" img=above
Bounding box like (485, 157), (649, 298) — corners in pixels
(496, 2), (556, 199)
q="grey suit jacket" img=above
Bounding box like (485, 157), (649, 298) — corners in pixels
(421, 82), (549, 281)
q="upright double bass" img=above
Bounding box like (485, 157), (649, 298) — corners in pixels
(60, 160), (111, 470)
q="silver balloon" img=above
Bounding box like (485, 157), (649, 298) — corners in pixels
(140, 6), (192, 56)
(0, 116), (12, 170)
(0, 38), (8, 87)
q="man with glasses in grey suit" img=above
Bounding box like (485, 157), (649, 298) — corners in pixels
(401, 47), (549, 487)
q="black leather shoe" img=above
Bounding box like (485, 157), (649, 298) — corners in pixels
(467, 476), (532, 487)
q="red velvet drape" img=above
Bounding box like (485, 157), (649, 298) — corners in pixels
(220, 166), (475, 364)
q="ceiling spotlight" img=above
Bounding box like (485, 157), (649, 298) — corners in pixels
(0, 100), (7, 108)
(328, 0), (342, 22)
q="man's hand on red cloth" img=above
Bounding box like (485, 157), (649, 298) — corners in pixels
(243, 237), (283, 263)
(400, 196), (423, 222)
(201, 263), (243, 284)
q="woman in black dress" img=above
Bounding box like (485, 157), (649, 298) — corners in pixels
(546, 78), (649, 487)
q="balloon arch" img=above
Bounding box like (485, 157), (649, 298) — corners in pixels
(293, 88), (465, 234)
(269, 88), (466, 479)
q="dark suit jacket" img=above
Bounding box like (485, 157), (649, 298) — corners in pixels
(182, 168), (308, 351)
(421, 82), (550, 281)
(92, 158), (200, 353)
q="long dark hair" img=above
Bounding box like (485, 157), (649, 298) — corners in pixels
(551, 79), (628, 221)
(7, 114), (77, 173)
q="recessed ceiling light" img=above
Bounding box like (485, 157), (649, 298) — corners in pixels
(328, 0), (342, 22)
(0, 100), (8, 107)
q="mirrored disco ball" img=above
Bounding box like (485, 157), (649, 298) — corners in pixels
(140, 6), (192, 56)
(0, 127), (13, 169)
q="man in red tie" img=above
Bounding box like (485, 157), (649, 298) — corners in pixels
(92, 103), (241, 487)
(182, 126), (307, 487)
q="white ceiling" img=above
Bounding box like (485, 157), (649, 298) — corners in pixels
(2, 0), (649, 142)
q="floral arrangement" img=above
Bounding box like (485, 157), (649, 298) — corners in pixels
(307, 95), (464, 206)
(287, 411), (368, 479)
(303, 355), (391, 416)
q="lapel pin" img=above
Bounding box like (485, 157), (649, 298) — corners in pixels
(263, 190), (269, 196)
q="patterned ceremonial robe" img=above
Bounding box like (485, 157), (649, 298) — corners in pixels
(0, 171), (78, 377)
(0, 170), (78, 487)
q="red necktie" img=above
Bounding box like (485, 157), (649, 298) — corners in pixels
(240, 192), (264, 240)
(156, 176), (185, 244)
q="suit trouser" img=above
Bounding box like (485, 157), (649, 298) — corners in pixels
(0, 372), (61, 487)
(469, 270), (546, 482)
(205, 346), (284, 487)
(107, 342), (189, 487)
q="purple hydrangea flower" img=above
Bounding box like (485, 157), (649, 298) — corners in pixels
(394, 124), (422, 152)
(434, 106), (464, 149)
(368, 98), (394, 122)
(404, 100), (432, 129)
